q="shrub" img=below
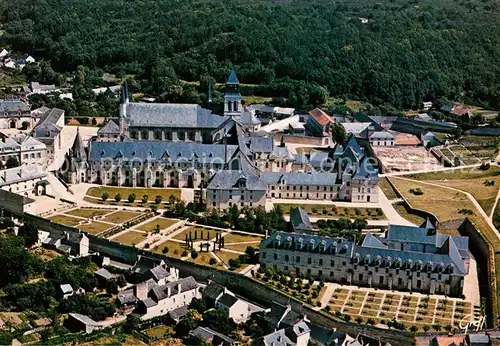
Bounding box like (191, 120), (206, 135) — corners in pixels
(410, 326), (418, 333)
(355, 317), (363, 324)
(101, 192), (109, 201)
(423, 325), (430, 332)
(322, 209), (328, 215)
(191, 249), (198, 259)
(367, 318), (375, 325)
(127, 194), (136, 203)
(142, 195), (148, 204)
(311, 208), (318, 214)
(181, 250), (188, 257)
(155, 195), (163, 204)
(355, 208), (361, 216)
(144, 243), (150, 249)
(114, 193), (121, 202)
(480, 162), (491, 170)
(174, 249), (179, 255)
(409, 188), (424, 195)
(162, 246), (169, 254)
(458, 208), (473, 215)
(324, 306), (330, 312)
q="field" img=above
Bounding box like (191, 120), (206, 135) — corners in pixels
(65, 208), (113, 218)
(447, 145), (481, 165)
(48, 215), (82, 227)
(77, 221), (111, 235)
(403, 166), (500, 214)
(142, 325), (174, 339)
(278, 204), (386, 220)
(111, 231), (147, 246)
(152, 240), (188, 257)
(223, 232), (263, 243)
(379, 177), (399, 200)
(392, 202), (425, 226)
(102, 211), (141, 224)
(136, 218), (180, 232)
(459, 135), (498, 161)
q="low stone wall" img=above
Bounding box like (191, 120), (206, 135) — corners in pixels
(272, 133), (329, 146)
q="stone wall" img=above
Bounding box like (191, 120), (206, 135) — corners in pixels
(272, 133), (329, 146)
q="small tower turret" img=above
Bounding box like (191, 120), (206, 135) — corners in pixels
(224, 70), (242, 116)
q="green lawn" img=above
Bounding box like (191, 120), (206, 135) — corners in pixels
(142, 325), (173, 339)
(152, 240), (188, 257)
(102, 211), (141, 224)
(223, 232), (263, 243)
(77, 221), (111, 235)
(48, 215), (82, 227)
(65, 208), (113, 219)
(405, 166), (500, 181)
(173, 227), (219, 241)
(379, 177), (399, 200)
(136, 218), (180, 232)
(392, 202), (425, 226)
(111, 231), (147, 246)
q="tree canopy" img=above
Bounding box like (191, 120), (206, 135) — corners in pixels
(2, 0), (500, 110)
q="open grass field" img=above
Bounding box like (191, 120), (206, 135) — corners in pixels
(102, 211), (141, 224)
(224, 242), (261, 253)
(278, 204), (386, 220)
(78, 221), (111, 235)
(142, 325), (174, 339)
(186, 251), (218, 266)
(152, 240), (188, 257)
(173, 227), (219, 241)
(223, 232), (263, 243)
(426, 177), (500, 214)
(136, 218), (180, 232)
(405, 166), (500, 181)
(65, 208), (113, 219)
(86, 186), (181, 200)
(111, 231), (146, 246)
(379, 177), (399, 200)
(392, 202), (425, 226)
(48, 214), (82, 227)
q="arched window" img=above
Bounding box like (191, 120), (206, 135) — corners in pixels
(233, 101), (238, 112)
(227, 102), (232, 112)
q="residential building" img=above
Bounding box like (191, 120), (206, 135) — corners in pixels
(92, 85), (121, 95)
(0, 99), (32, 129)
(26, 82), (59, 95)
(0, 165), (48, 197)
(65, 313), (125, 334)
(390, 117), (458, 135)
(341, 122), (372, 140)
(33, 108), (65, 162)
(369, 131), (395, 146)
(189, 326), (237, 345)
(260, 219), (469, 297)
(423, 101), (433, 111)
(134, 276), (201, 320)
(0, 133), (47, 167)
(60, 284), (74, 299)
(96, 118), (121, 142)
(305, 108), (334, 136)
(94, 268), (114, 288)
(203, 281), (252, 323)
(131, 255), (179, 284)
(43, 231), (90, 257)
(235, 108), (261, 132)
(421, 131), (438, 147)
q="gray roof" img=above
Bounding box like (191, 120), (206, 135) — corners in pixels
(60, 284), (73, 294)
(149, 265), (170, 281)
(168, 305), (188, 321)
(262, 329), (294, 346)
(227, 70), (240, 85)
(369, 131), (394, 140)
(203, 281), (225, 300)
(467, 333), (490, 343)
(34, 124), (62, 139)
(237, 110), (261, 125)
(217, 293), (238, 307)
(68, 313), (97, 326)
(30, 82), (57, 92)
(98, 119), (120, 134)
(141, 297), (157, 308)
(207, 170), (267, 191)
(0, 165), (46, 187)
(39, 108), (64, 126)
(126, 103), (229, 129)
(0, 100), (30, 114)
(260, 172), (338, 186)
(190, 326), (237, 345)
(353, 156), (379, 181)
(95, 268), (114, 280)
(89, 140), (238, 164)
(290, 207), (313, 232)
(117, 289), (136, 305)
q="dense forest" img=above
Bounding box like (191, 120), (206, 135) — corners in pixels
(1, 0), (500, 111)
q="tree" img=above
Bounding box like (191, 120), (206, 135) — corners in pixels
(5, 157), (19, 169)
(202, 309), (237, 335)
(175, 309), (201, 337)
(155, 195), (163, 204)
(191, 249), (198, 259)
(21, 121), (30, 130)
(114, 193), (121, 202)
(331, 123), (347, 145)
(142, 195), (148, 204)
(209, 257), (217, 265)
(245, 246), (256, 258)
(162, 246), (169, 254)
(127, 193), (136, 203)
(18, 223), (39, 248)
(101, 192), (109, 201)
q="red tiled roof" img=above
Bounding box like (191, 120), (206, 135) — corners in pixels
(308, 108), (333, 126)
(451, 108), (472, 116)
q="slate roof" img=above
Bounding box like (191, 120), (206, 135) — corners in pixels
(237, 110), (261, 125)
(217, 293), (239, 307)
(190, 326), (237, 345)
(95, 268), (114, 280)
(353, 156), (379, 181)
(149, 265), (170, 281)
(265, 301), (305, 330)
(341, 122), (372, 134)
(262, 329), (295, 346)
(260, 172), (338, 186)
(40, 108), (64, 126)
(126, 103), (228, 129)
(98, 119), (120, 134)
(168, 305), (188, 321)
(117, 289), (136, 305)
(227, 70), (240, 85)
(361, 233), (387, 249)
(68, 313), (97, 326)
(354, 113), (384, 131)
(420, 217), (436, 230)
(89, 140), (238, 163)
(0, 165), (46, 187)
(141, 297), (157, 308)
(0, 100), (30, 114)
(132, 255), (163, 275)
(203, 281), (225, 301)
(207, 170), (267, 191)
(71, 129), (86, 160)
(369, 131), (394, 140)
(290, 207), (313, 232)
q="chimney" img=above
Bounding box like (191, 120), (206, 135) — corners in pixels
(167, 286), (171, 297)
(177, 283), (182, 296)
